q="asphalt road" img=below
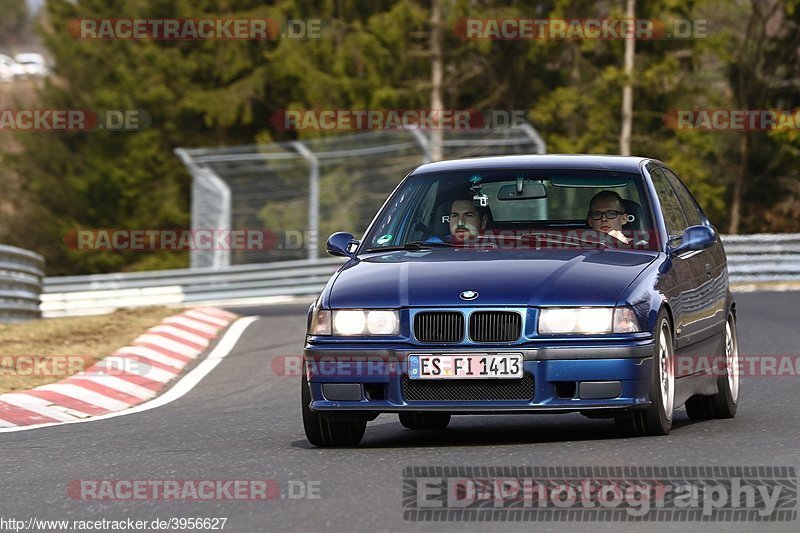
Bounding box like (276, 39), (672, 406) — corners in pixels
(1, 292), (798, 533)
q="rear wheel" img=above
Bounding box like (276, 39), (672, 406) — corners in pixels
(302, 376), (366, 447)
(399, 412), (451, 430)
(685, 313), (739, 420)
(615, 311), (674, 437)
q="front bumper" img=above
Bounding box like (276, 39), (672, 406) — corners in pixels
(303, 341), (654, 414)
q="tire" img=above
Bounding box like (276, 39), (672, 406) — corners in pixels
(615, 310), (674, 436)
(614, 413), (645, 436)
(399, 412), (451, 430)
(685, 313), (739, 420)
(684, 395), (714, 420)
(302, 376), (366, 447)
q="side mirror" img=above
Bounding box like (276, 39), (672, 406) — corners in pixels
(326, 232), (358, 258)
(671, 225), (716, 254)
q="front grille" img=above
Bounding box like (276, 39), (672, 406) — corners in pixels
(414, 312), (464, 343)
(469, 311), (522, 342)
(402, 374), (534, 402)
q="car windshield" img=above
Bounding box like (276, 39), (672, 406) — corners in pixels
(361, 168), (660, 252)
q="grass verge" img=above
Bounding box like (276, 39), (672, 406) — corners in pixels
(0, 306), (177, 394)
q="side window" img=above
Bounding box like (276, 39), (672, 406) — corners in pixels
(404, 182), (441, 242)
(367, 181), (428, 247)
(650, 167), (689, 238)
(661, 168), (704, 227)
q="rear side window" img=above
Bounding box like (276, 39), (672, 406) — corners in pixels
(650, 167), (689, 238)
(661, 168), (704, 227)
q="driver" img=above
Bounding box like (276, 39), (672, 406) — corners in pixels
(587, 190), (630, 244)
(448, 195), (490, 243)
(425, 194), (490, 244)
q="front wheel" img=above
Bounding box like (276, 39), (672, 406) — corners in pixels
(685, 313), (739, 420)
(302, 376), (366, 447)
(615, 310), (674, 437)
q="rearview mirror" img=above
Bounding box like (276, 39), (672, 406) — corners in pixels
(497, 182), (546, 200)
(671, 225), (716, 254)
(326, 232), (358, 257)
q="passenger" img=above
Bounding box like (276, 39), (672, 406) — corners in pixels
(587, 190), (630, 243)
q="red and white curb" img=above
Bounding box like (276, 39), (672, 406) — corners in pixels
(0, 307), (237, 429)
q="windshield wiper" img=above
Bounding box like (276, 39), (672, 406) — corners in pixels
(517, 231), (608, 249)
(545, 231), (608, 248)
(365, 240), (458, 253)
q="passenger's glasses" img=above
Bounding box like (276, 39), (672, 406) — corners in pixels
(590, 210), (622, 220)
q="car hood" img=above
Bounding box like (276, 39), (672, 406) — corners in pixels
(328, 248), (657, 308)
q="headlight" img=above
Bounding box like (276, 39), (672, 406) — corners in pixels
(366, 310), (399, 334)
(538, 307), (640, 334)
(332, 309), (399, 335)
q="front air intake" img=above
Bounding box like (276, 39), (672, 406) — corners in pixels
(469, 311), (522, 342)
(414, 312), (464, 343)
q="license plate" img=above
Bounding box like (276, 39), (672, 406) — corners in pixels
(408, 353), (523, 380)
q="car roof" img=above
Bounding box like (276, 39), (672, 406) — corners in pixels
(410, 154), (660, 175)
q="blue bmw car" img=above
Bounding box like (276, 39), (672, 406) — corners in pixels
(302, 155), (739, 446)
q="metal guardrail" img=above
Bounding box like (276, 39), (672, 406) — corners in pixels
(0, 245), (45, 321)
(41, 257), (346, 317)
(39, 234), (800, 317)
(722, 233), (800, 282)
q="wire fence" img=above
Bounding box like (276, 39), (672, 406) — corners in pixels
(175, 125), (546, 268)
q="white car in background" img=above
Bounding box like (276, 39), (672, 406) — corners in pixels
(13, 53), (48, 78)
(0, 54), (23, 82)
